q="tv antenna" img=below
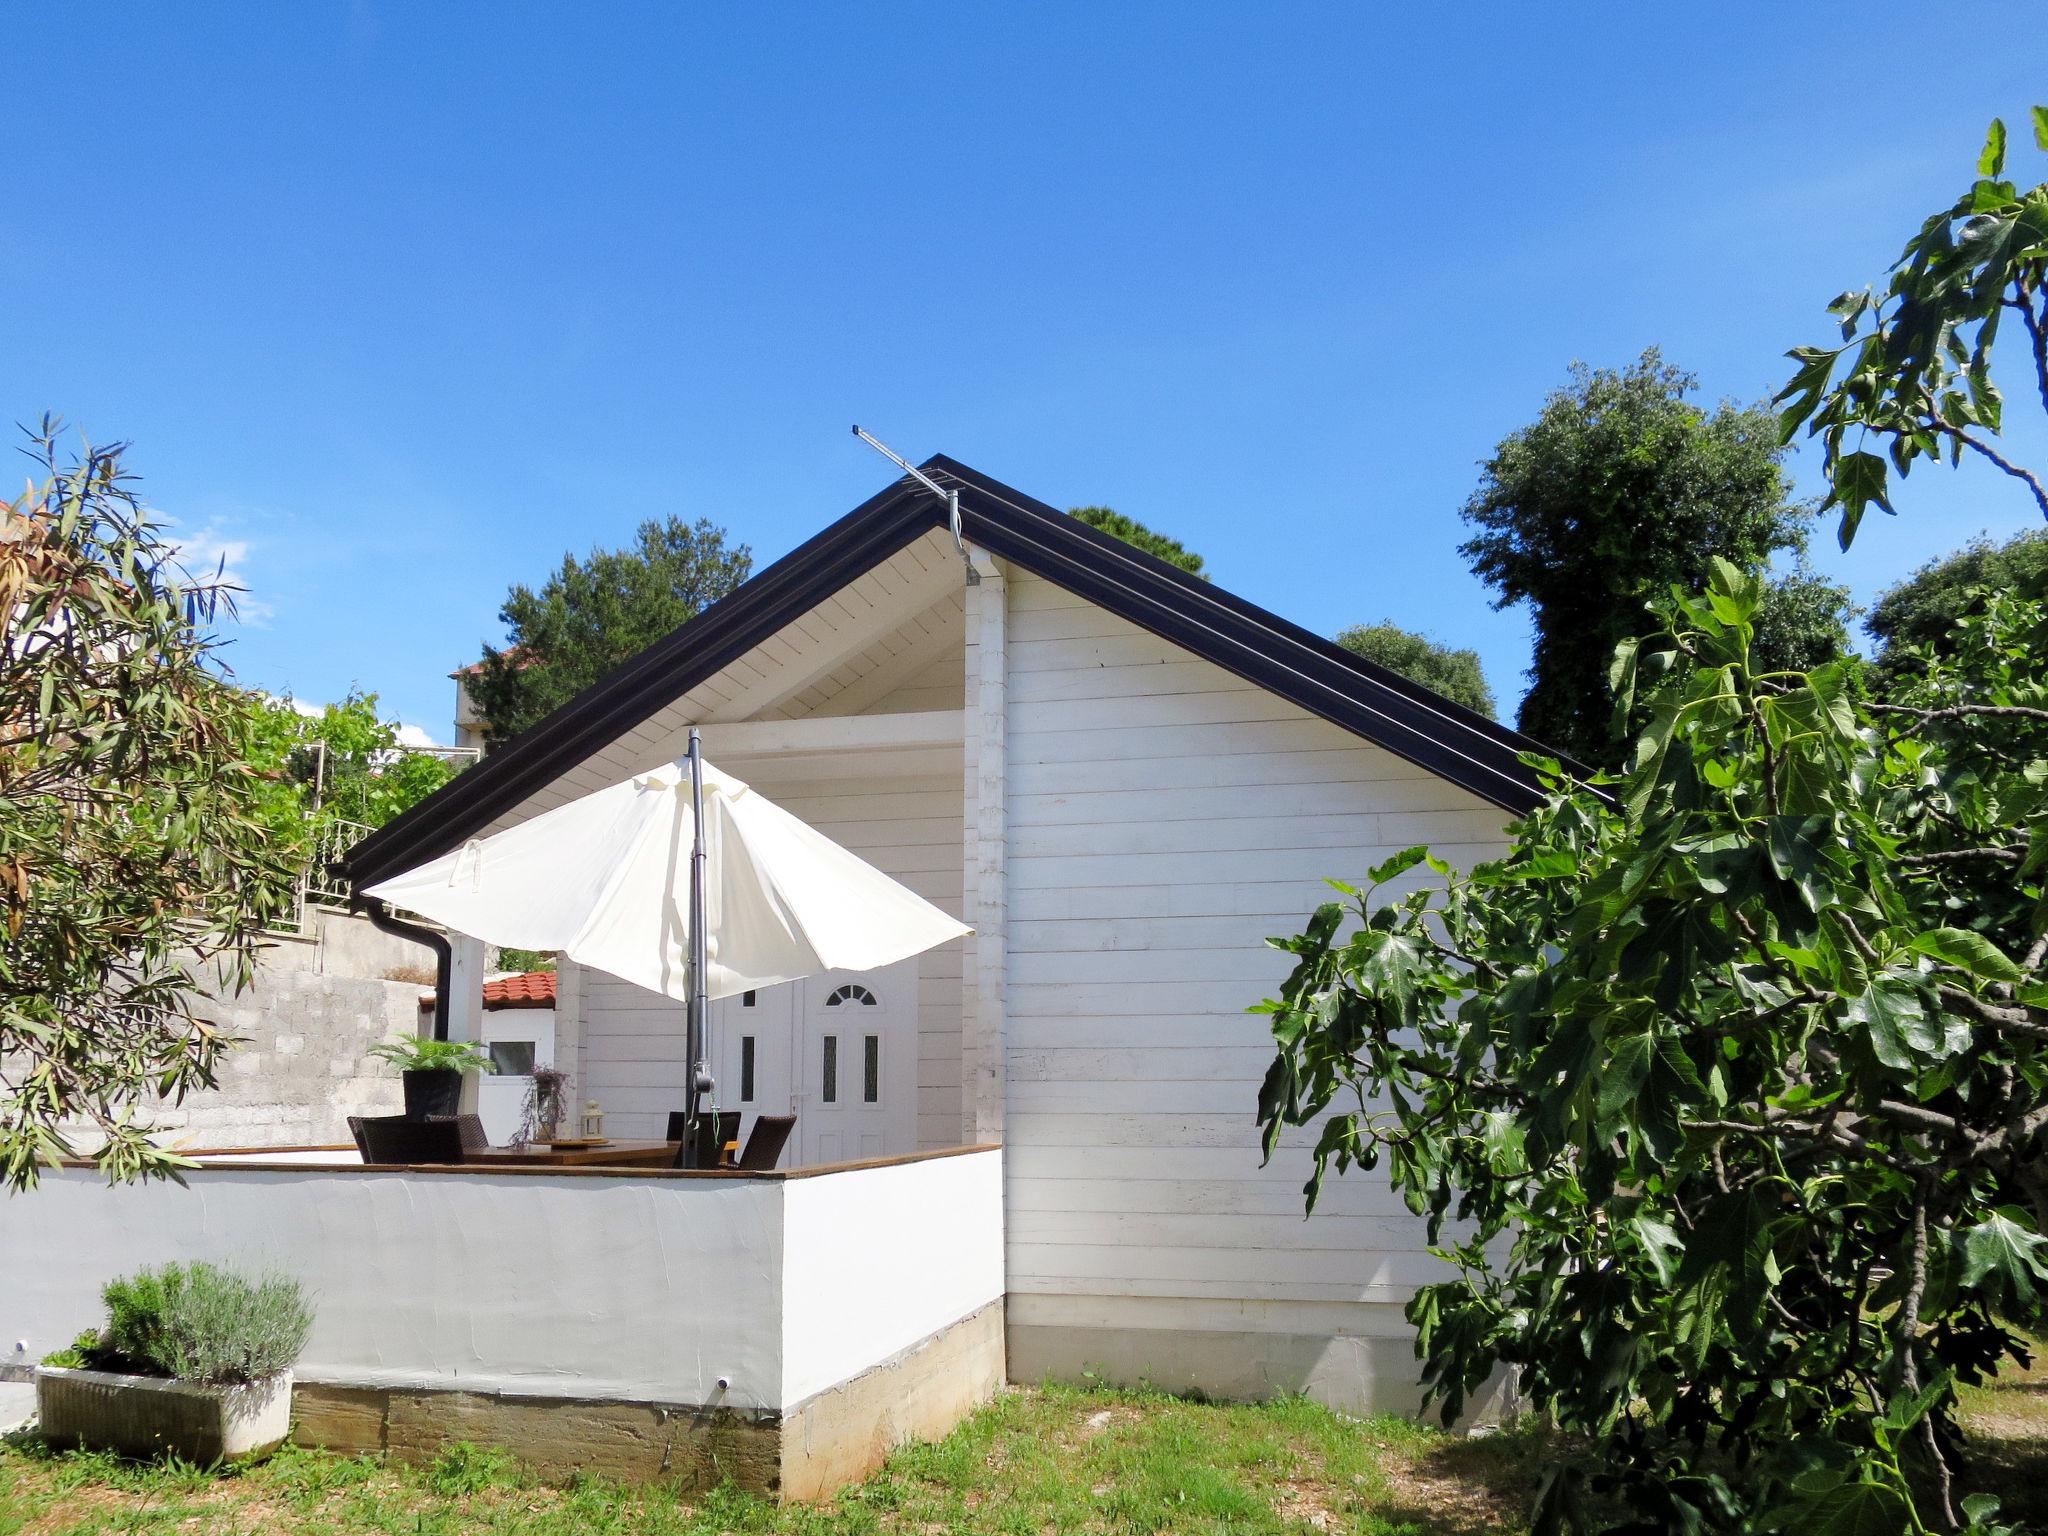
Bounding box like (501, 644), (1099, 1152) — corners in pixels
(851, 426), (978, 586)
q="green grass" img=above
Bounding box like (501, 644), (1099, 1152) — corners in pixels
(0, 1384), (1548, 1536)
(16, 1376), (2042, 1536)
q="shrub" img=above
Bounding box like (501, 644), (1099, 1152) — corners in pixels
(90, 1263), (311, 1386)
(367, 1036), (490, 1074)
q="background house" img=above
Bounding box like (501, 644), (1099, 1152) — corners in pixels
(343, 458), (1554, 1412)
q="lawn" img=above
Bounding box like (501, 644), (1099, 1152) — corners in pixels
(0, 1384), (1545, 1536)
(6, 1375), (2047, 1536)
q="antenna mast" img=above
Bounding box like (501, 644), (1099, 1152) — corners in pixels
(851, 426), (979, 585)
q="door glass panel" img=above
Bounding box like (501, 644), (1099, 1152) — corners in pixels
(741, 1036), (755, 1103)
(822, 1035), (838, 1104)
(863, 1035), (879, 1103)
(487, 1042), (535, 1077)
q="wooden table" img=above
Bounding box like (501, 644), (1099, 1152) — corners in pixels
(464, 1139), (680, 1169)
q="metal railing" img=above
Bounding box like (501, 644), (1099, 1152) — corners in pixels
(267, 740), (481, 936)
(303, 817), (375, 909)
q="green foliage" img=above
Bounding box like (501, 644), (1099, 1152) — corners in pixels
(1334, 621), (1497, 719)
(1752, 558), (1857, 678)
(92, 1262), (311, 1386)
(40, 1329), (100, 1369)
(1068, 506), (1208, 578)
(1258, 553), (2048, 1533)
(239, 689), (459, 883)
(468, 517), (753, 745)
(1867, 529), (2048, 682)
(1777, 106), (2048, 545)
(367, 1036), (491, 1074)
(0, 420), (297, 1192)
(494, 947), (557, 973)
(1459, 349), (1829, 770)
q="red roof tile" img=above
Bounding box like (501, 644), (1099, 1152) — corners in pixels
(482, 971), (556, 1009)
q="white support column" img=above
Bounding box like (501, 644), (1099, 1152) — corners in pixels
(961, 549), (1007, 1146)
(553, 953), (581, 1092)
(445, 932), (488, 1115)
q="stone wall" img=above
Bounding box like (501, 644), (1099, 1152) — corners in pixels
(164, 968), (416, 1148)
(157, 911), (437, 1150)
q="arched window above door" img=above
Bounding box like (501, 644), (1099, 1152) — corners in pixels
(825, 983), (877, 1007)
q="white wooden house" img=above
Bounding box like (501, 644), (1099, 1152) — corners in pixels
(339, 457), (1554, 1413)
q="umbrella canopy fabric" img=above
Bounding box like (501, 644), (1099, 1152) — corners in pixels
(361, 758), (970, 1001)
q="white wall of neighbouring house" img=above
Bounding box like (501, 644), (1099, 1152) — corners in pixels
(996, 569), (1513, 1413)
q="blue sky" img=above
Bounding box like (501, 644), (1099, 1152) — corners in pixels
(6, 4), (2045, 741)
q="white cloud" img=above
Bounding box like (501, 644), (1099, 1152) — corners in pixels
(393, 722), (444, 750)
(158, 516), (273, 627)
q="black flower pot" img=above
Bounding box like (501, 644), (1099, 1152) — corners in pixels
(402, 1068), (462, 1119)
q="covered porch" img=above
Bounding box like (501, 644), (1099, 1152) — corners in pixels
(396, 525), (1007, 1170)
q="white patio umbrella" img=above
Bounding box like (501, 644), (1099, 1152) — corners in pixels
(362, 731), (969, 1159)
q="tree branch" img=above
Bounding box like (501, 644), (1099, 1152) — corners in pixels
(1868, 700), (2048, 725)
(1936, 982), (2048, 1041)
(2008, 283), (2048, 423)
(1895, 846), (2024, 866)
(1929, 420), (2048, 519)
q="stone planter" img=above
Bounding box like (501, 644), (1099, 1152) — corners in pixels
(36, 1366), (294, 1463)
(401, 1068), (462, 1119)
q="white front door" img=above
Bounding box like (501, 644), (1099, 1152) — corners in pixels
(705, 959), (915, 1168)
(798, 960), (914, 1165)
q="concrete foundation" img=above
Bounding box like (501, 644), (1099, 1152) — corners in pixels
(290, 1299), (1005, 1499)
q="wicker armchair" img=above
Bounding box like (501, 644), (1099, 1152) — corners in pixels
(736, 1114), (796, 1170)
(427, 1113), (491, 1154)
(359, 1116), (466, 1166)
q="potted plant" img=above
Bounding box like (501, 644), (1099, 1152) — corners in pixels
(519, 1065), (572, 1144)
(37, 1261), (312, 1463)
(368, 1035), (491, 1118)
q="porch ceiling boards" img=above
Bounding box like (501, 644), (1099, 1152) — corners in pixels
(474, 529), (965, 837)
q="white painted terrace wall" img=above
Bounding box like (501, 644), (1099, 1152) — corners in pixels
(998, 569), (1512, 1409)
(0, 1150), (1004, 1414)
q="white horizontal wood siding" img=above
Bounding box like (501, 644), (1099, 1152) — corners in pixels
(1001, 570), (1511, 1375)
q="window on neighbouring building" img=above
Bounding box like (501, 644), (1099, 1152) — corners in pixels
(487, 1041), (536, 1077)
(826, 983), (876, 1007)
(863, 1035), (879, 1104)
(822, 1035), (838, 1103)
(741, 1035), (755, 1103)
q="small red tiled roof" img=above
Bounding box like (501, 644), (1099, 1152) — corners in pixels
(420, 970), (557, 1011)
(484, 971), (556, 1008)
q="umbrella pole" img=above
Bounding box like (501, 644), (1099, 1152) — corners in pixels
(682, 727), (710, 1168)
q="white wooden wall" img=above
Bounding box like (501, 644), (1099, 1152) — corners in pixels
(999, 569), (1512, 1398)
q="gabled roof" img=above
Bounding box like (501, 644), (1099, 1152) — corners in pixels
(343, 457), (1570, 890)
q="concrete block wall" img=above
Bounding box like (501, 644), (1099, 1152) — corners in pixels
(54, 913), (436, 1155)
(163, 968), (416, 1148)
